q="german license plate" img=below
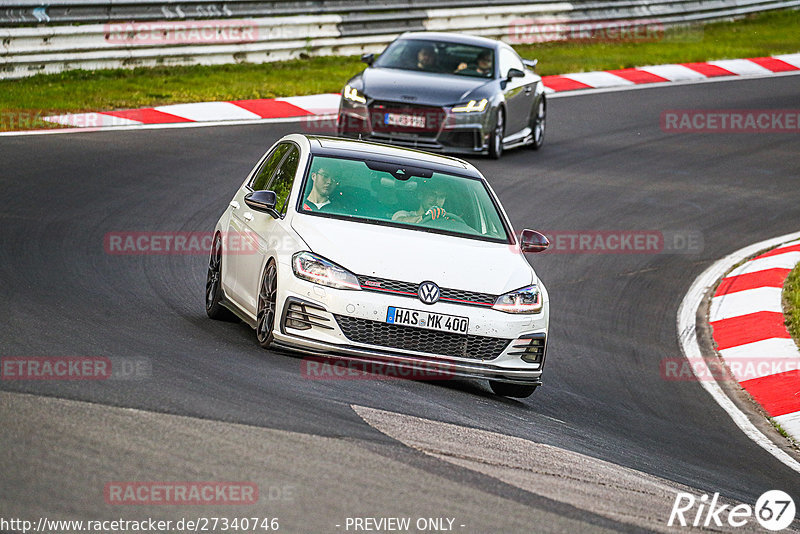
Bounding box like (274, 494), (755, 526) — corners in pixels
(386, 306), (468, 334)
(385, 113), (426, 128)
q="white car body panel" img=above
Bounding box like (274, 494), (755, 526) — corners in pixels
(210, 134), (550, 387)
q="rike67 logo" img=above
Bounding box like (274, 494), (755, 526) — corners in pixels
(668, 490), (796, 531)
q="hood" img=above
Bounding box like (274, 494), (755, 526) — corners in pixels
(290, 215), (534, 295)
(358, 67), (493, 107)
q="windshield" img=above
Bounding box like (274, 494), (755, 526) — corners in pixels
(374, 39), (495, 78)
(299, 156), (510, 242)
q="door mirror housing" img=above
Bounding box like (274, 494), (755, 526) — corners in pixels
(244, 190), (279, 218)
(361, 53), (374, 66)
(520, 229), (549, 253)
(507, 68), (525, 80)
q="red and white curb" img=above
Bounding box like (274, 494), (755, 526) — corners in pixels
(43, 93), (342, 128)
(542, 53), (800, 92)
(678, 231), (800, 475)
(39, 53), (800, 130)
(710, 239), (800, 440)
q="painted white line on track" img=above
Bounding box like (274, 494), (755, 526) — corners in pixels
(559, 71), (634, 88)
(154, 101), (262, 122)
(637, 64), (706, 82)
(708, 59), (773, 76)
(776, 412), (800, 439)
(719, 339), (800, 382)
(708, 286), (783, 321)
(727, 251), (800, 278)
(774, 53), (800, 68)
(677, 231), (800, 475)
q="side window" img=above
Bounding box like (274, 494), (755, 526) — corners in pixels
(266, 146), (300, 215)
(498, 48), (524, 78)
(251, 143), (291, 191)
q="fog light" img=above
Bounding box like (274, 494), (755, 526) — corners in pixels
(509, 334), (547, 364)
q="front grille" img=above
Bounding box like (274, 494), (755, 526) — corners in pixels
(357, 275), (496, 307)
(334, 315), (511, 360)
(369, 101), (446, 135)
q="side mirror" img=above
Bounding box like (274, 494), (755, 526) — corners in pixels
(361, 53), (374, 66)
(244, 190), (279, 217)
(520, 229), (549, 253)
(522, 59), (538, 71)
(507, 68), (525, 80)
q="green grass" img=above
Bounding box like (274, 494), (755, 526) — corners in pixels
(514, 8), (800, 74)
(784, 262), (800, 347)
(1, 8), (799, 131)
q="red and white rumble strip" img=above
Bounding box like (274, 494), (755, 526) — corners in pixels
(709, 239), (800, 441)
(41, 53), (800, 129)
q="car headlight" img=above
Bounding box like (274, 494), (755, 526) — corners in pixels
(492, 285), (543, 313)
(343, 84), (367, 104)
(451, 99), (488, 113)
(292, 252), (361, 290)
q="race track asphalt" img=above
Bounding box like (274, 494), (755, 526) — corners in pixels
(1, 75), (799, 532)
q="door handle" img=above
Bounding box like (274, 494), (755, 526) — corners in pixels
(229, 200), (240, 209)
(524, 87), (532, 94)
(243, 212), (253, 222)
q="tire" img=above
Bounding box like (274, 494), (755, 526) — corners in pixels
(488, 108), (504, 159)
(489, 380), (538, 398)
(205, 233), (239, 322)
(256, 260), (278, 348)
(530, 95), (546, 151)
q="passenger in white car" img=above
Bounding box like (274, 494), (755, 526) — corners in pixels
(302, 167), (339, 211)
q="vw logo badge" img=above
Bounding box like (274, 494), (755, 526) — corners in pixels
(418, 281), (440, 305)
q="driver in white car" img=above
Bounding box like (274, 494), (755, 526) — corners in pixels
(392, 186), (449, 223)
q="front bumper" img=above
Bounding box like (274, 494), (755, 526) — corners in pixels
(338, 98), (490, 155)
(274, 265), (549, 385)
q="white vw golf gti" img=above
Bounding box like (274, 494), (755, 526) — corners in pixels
(206, 134), (550, 397)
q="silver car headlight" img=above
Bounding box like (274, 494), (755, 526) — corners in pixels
(451, 98), (488, 113)
(492, 285), (543, 313)
(292, 252), (361, 290)
(343, 84), (367, 104)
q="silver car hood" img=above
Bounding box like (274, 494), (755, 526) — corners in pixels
(291, 215), (534, 295)
(359, 67), (494, 106)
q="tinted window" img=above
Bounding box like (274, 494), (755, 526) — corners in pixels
(498, 47), (525, 78)
(374, 39), (495, 78)
(299, 156), (509, 242)
(267, 146), (300, 214)
(251, 143), (292, 191)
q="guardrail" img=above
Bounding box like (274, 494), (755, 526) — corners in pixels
(1, 0), (798, 79)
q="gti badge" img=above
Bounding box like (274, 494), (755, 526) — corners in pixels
(418, 281), (440, 305)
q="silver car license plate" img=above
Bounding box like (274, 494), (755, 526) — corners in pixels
(384, 113), (426, 128)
